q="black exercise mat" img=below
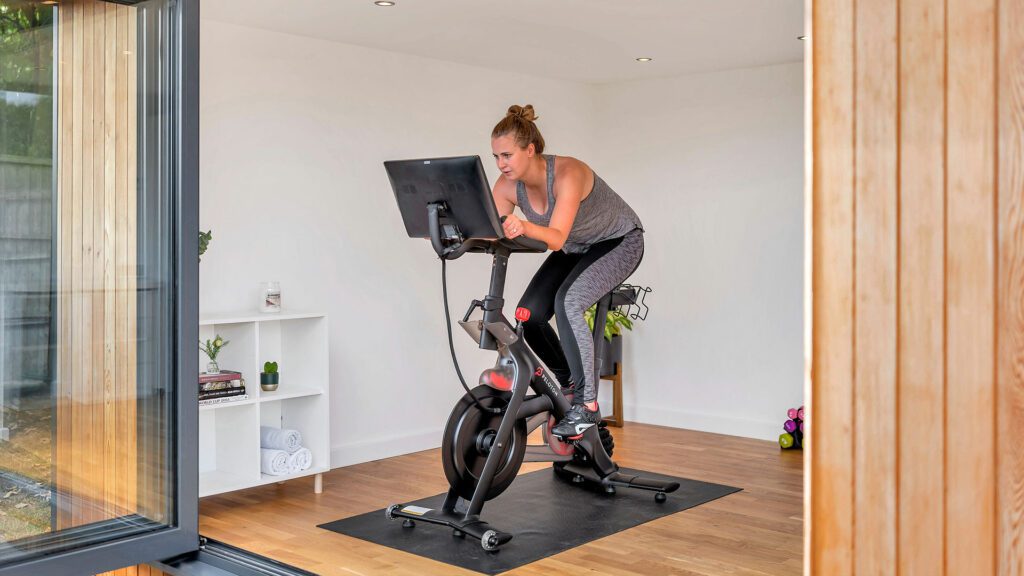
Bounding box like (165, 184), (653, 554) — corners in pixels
(318, 467), (740, 575)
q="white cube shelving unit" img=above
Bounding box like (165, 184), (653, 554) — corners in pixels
(198, 311), (329, 497)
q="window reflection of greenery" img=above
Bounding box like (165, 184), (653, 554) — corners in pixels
(1, 2), (54, 158)
(0, 0), (54, 542)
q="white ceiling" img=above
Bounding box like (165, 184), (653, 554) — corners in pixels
(202, 0), (805, 84)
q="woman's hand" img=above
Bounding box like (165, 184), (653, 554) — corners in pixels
(503, 214), (528, 239)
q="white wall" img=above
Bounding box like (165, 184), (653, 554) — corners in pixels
(199, 20), (599, 466)
(200, 19), (805, 469)
(592, 62), (805, 439)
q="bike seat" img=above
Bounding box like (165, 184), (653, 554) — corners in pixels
(604, 285), (639, 307)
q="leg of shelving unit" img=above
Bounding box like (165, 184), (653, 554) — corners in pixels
(314, 473), (323, 494)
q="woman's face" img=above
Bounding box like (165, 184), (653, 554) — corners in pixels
(491, 134), (533, 181)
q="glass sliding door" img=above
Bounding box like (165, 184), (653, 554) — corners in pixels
(0, 0), (197, 574)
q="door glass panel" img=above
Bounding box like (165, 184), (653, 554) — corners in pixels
(0, 0), (179, 563)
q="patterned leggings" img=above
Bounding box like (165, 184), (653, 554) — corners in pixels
(516, 229), (644, 404)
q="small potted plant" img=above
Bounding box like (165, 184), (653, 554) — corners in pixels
(199, 335), (229, 374)
(584, 306), (634, 376)
(199, 230), (212, 262)
(261, 361), (279, 391)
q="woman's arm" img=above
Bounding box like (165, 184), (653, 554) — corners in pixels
(492, 176), (516, 217)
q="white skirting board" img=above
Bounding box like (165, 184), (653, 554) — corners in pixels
(330, 427), (444, 469)
(625, 404), (781, 442)
(330, 407), (780, 469)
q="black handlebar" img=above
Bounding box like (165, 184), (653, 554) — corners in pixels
(431, 210), (547, 259)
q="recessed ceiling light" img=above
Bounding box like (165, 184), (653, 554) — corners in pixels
(41, 0), (58, 4)
(374, 1), (395, 5)
(635, 57), (653, 63)
(797, 35), (807, 40)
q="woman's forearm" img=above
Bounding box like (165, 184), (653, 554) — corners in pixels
(523, 221), (568, 251)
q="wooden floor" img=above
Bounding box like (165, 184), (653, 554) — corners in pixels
(198, 423), (803, 575)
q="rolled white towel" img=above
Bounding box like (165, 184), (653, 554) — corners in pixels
(260, 448), (290, 476)
(260, 426), (302, 453)
(286, 447), (313, 473)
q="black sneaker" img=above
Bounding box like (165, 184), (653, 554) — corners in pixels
(552, 404), (601, 439)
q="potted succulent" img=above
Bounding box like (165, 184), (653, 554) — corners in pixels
(199, 335), (229, 374)
(584, 306), (634, 377)
(260, 361), (279, 391)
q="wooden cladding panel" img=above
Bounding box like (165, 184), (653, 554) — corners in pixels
(55, 0), (138, 530)
(897, 0), (946, 572)
(946, 0), (997, 572)
(810, 0), (1022, 573)
(808, 0), (855, 572)
(997, 0), (1024, 571)
(852, 0), (899, 572)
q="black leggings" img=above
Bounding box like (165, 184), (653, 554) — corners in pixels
(517, 230), (644, 404)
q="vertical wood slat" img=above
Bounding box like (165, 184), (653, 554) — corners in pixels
(55, 0), (138, 529)
(70, 0), (84, 528)
(115, 2), (130, 522)
(897, 0), (945, 572)
(126, 5), (139, 519)
(56, 0), (73, 530)
(808, 0), (855, 572)
(997, 0), (1024, 571)
(853, 0), (899, 572)
(103, 0), (119, 519)
(93, 0), (113, 523)
(83, 0), (99, 524)
(946, 0), (997, 572)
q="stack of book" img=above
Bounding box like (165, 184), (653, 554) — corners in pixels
(199, 370), (248, 406)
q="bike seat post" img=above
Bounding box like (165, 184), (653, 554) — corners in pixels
(592, 292), (613, 387)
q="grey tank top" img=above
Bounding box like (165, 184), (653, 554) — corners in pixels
(516, 155), (643, 254)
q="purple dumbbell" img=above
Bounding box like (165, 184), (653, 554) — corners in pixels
(784, 419), (799, 433)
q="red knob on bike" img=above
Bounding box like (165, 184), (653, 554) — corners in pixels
(515, 307), (531, 322)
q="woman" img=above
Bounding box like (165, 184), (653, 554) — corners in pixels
(491, 104), (644, 439)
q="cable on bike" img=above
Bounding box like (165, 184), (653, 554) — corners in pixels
(442, 258), (501, 415)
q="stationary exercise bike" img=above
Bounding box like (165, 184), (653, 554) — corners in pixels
(383, 156), (679, 551)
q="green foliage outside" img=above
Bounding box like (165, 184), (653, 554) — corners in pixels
(1, 2), (54, 158)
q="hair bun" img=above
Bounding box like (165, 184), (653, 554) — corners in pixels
(506, 104), (538, 123)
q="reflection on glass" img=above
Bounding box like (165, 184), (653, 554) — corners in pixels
(0, 0), (56, 544)
(0, 0), (178, 563)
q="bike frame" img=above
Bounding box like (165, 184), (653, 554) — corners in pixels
(449, 243), (619, 520)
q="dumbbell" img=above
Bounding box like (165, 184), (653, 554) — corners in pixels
(779, 433), (795, 449)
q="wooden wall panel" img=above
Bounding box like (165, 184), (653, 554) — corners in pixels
(810, 0), (1023, 573)
(55, 0), (138, 529)
(808, 0), (855, 573)
(897, 0), (945, 571)
(852, 0), (899, 571)
(946, 0), (997, 572)
(997, 0), (1024, 571)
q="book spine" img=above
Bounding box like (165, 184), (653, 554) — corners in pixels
(198, 394), (249, 406)
(198, 371), (243, 384)
(198, 388), (247, 400)
(199, 379), (243, 392)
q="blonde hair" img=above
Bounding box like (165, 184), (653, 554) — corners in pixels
(491, 104), (545, 154)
